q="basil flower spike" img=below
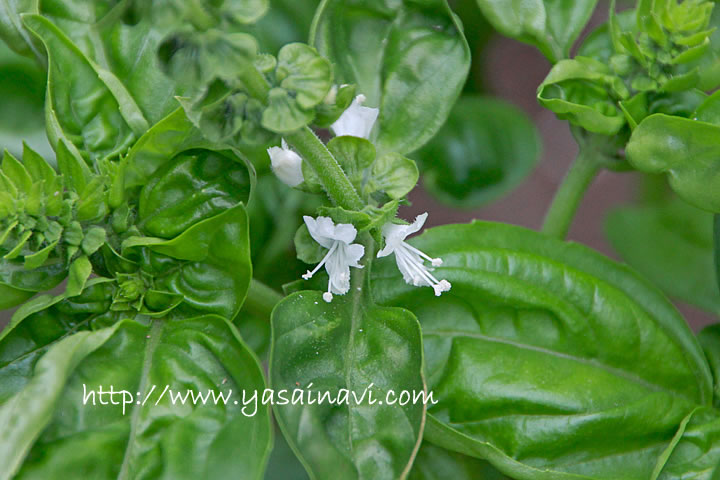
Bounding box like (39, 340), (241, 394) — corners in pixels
(267, 139), (304, 187)
(331, 94), (379, 139)
(301, 216), (366, 302)
(377, 213), (451, 296)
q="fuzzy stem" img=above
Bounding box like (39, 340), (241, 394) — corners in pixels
(237, 60), (363, 210)
(285, 127), (365, 211)
(542, 148), (602, 239)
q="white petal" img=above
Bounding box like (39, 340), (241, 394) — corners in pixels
(268, 143), (304, 187)
(376, 243), (396, 258)
(330, 222), (358, 245)
(330, 94), (379, 139)
(407, 213), (428, 236)
(343, 243), (365, 267)
(303, 216), (335, 249)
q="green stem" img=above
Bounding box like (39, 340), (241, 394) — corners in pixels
(285, 127), (364, 211)
(237, 60), (363, 211)
(243, 279), (283, 319)
(542, 148), (602, 239)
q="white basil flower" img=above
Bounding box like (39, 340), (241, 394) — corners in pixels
(330, 94), (379, 139)
(377, 213), (451, 296)
(267, 139), (304, 187)
(301, 216), (365, 302)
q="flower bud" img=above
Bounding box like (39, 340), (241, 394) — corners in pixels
(267, 139), (304, 187)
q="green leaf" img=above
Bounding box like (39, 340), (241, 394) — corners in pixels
(137, 149), (251, 239)
(80, 226), (106, 256)
(653, 407), (720, 479)
(38, 0), (184, 124)
(606, 197), (720, 315)
(23, 14), (144, 163)
(414, 96), (541, 208)
(0, 0), (41, 60)
(0, 254), (67, 310)
(1, 150), (32, 193)
(311, 0), (470, 154)
(158, 29), (258, 88)
(475, 0), (598, 62)
(699, 325), (720, 408)
(262, 87), (315, 133)
(55, 138), (89, 194)
(365, 153), (418, 200)
(271, 291), (426, 480)
(0, 323), (120, 480)
(117, 108), (211, 199)
(321, 135), (375, 195)
(626, 113), (720, 212)
(2, 315), (272, 479)
(371, 221), (713, 479)
(241, 0), (319, 54)
(294, 223), (326, 264)
(0, 280), (116, 404)
(538, 56), (628, 136)
(276, 43), (332, 110)
(409, 443), (510, 480)
(177, 87), (248, 144)
(125, 205), (252, 319)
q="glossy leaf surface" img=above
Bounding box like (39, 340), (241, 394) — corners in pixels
(414, 96), (540, 208)
(372, 222), (712, 479)
(311, 0), (470, 154)
(474, 0), (598, 62)
(1, 315), (272, 480)
(271, 291), (425, 480)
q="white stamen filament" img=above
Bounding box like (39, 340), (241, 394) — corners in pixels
(394, 246), (447, 295)
(404, 243), (443, 267)
(302, 242), (338, 280)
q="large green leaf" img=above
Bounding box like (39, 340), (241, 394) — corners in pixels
(474, 0), (598, 62)
(408, 443), (510, 480)
(0, 42), (51, 159)
(371, 221), (712, 479)
(115, 107), (212, 200)
(1, 314), (272, 479)
(0, 322), (120, 480)
(413, 96), (540, 208)
(606, 198), (720, 315)
(654, 407), (720, 479)
(123, 205), (252, 320)
(310, 0), (470, 154)
(699, 325), (720, 408)
(626, 93), (720, 212)
(137, 148), (251, 239)
(23, 14), (146, 164)
(0, 0), (41, 60)
(271, 290), (426, 480)
(0, 281), (115, 404)
(0, 256), (67, 310)
(39, 0), (181, 124)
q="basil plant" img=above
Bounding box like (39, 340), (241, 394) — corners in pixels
(0, 0), (719, 479)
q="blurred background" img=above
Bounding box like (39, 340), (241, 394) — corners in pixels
(0, 0), (715, 332)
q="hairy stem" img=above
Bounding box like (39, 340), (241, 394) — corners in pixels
(243, 279), (284, 319)
(542, 148), (602, 239)
(285, 127), (365, 211)
(237, 61), (363, 210)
